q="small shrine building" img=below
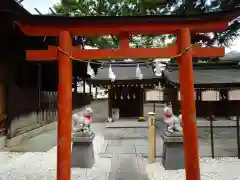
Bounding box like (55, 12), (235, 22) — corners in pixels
(87, 62), (163, 120)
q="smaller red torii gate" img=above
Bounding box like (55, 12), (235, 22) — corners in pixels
(17, 9), (240, 180)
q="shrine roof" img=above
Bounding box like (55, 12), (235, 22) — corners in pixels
(1, 0), (30, 15)
(14, 7), (240, 25)
(2, 1), (240, 26)
(163, 62), (240, 88)
(87, 63), (162, 85)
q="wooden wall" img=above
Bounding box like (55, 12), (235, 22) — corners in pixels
(166, 85), (240, 118)
(0, 84), (5, 131)
(111, 87), (143, 118)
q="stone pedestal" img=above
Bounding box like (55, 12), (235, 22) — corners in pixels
(71, 133), (95, 168)
(161, 130), (184, 170)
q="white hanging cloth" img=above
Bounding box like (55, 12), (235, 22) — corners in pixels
(120, 94), (123, 100)
(136, 64), (143, 80)
(155, 62), (165, 76)
(108, 64), (116, 82)
(87, 62), (95, 78)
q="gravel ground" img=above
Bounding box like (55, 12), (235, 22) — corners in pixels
(0, 137), (240, 180)
(0, 134), (111, 180)
(147, 157), (240, 180)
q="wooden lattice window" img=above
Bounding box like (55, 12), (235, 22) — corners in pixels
(228, 90), (240, 100)
(201, 90), (220, 101)
(146, 90), (163, 101)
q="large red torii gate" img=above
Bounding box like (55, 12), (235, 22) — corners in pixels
(17, 9), (240, 180)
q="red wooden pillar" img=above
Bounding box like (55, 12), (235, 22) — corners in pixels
(57, 31), (72, 180)
(177, 28), (200, 180)
(119, 33), (129, 49)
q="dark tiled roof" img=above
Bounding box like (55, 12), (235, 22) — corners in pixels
(87, 63), (162, 85)
(166, 61), (240, 70)
(1, 0), (30, 15)
(93, 63), (159, 81)
(163, 68), (240, 88)
(219, 51), (240, 61)
(20, 8), (240, 25)
(2, 1), (240, 26)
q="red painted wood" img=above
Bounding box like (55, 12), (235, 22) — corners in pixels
(57, 31), (72, 180)
(18, 20), (228, 36)
(26, 45), (224, 61)
(177, 28), (200, 180)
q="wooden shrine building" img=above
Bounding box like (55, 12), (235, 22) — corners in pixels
(87, 62), (163, 120)
(0, 0), (97, 139)
(163, 61), (240, 119)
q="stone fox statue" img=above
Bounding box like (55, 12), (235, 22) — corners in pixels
(72, 107), (93, 137)
(163, 104), (183, 134)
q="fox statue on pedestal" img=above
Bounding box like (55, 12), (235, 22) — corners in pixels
(72, 107), (93, 137)
(163, 103), (183, 134)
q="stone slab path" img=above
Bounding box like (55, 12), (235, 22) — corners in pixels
(101, 127), (163, 156)
(99, 127), (160, 180)
(108, 154), (149, 180)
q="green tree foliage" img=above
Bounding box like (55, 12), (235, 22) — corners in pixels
(53, 0), (240, 49)
(172, 0), (240, 47)
(54, 0), (170, 49)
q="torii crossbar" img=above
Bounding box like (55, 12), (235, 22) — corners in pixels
(17, 9), (240, 180)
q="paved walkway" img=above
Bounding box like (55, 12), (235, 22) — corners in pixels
(101, 127), (163, 156)
(100, 127), (161, 180)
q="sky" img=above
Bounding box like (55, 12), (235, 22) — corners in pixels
(21, 0), (60, 14)
(21, 0), (240, 54)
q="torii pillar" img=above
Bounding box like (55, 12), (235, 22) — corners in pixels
(177, 28), (200, 180)
(57, 31), (72, 180)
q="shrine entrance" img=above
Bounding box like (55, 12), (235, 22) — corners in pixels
(112, 86), (142, 118)
(16, 8), (240, 180)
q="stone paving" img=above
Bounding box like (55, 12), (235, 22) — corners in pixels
(101, 123), (239, 158)
(100, 127), (160, 180)
(101, 127), (163, 156)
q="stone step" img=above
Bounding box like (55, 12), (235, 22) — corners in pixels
(106, 121), (148, 128)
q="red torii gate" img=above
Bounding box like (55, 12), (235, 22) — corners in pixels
(17, 9), (240, 180)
